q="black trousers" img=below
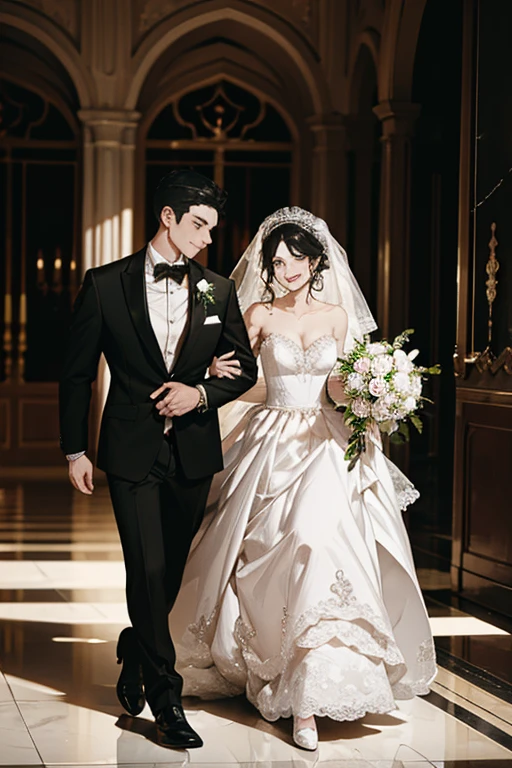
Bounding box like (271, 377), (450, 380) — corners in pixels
(107, 435), (212, 714)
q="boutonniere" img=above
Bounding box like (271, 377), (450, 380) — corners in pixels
(196, 278), (216, 312)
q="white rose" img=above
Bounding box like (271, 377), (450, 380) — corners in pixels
(367, 342), (389, 356)
(372, 399), (391, 421)
(196, 278), (210, 293)
(408, 349), (420, 361)
(393, 349), (414, 373)
(393, 372), (411, 393)
(371, 354), (394, 376)
(369, 377), (388, 397)
(410, 375), (422, 397)
(352, 397), (371, 418)
(381, 393), (396, 408)
(404, 396), (417, 412)
(347, 372), (365, 392)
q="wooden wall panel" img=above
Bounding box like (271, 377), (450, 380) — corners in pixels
(452, 391), (512, 615)
(466, 419), (512, 567)
(0, 399), (10, 449)
(0, 384), (62, 467)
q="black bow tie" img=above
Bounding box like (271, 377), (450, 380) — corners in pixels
(153, 261), (189, 285)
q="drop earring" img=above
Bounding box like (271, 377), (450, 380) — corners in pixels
(311, 267), (324, 292)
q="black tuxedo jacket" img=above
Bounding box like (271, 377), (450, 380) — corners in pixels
(59, 248), (258, 482)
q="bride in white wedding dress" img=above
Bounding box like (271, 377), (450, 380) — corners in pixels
(170, 208), (436, 750)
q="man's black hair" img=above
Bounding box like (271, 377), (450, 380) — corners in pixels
(153, 169), (228, 223)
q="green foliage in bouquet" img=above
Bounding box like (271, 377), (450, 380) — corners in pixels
(336, 329), (441, 470)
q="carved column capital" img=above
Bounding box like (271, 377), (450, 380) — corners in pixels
(373, 101), (421, 137)
(78, 109), (141, 147)
(307, 113), (347, 137)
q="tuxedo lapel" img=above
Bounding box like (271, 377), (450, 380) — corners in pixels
(171, 259), (207, 377)
(120, 248), (169, 380)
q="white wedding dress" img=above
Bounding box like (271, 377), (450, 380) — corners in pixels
(170, 332), (436, 721)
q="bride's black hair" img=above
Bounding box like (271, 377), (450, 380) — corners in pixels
(261, 223), (329, 303)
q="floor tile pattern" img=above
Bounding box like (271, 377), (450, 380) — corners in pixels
(0, 472), (510, 766)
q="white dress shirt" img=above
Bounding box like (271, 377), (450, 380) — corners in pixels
(146, 243), (190, 433)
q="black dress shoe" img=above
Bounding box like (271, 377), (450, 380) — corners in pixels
(116, 627), (145, 716)
(155, 704), (203, 749)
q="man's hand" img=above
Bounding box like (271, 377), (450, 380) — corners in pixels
(150, 382), (200, 418)
(209, 350), (242, 379)
(68, 454), (94, 495)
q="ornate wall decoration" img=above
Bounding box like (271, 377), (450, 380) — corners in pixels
(292, 0), (312, 26)
(138, 0), (183, 33)
(135, 0), (313, 38)
(21, 0), (79, 41)
(468, 223), (511, 376)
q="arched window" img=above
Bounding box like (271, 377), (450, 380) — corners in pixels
(144, 80), (293, 274)
(0, 78), (79, 385)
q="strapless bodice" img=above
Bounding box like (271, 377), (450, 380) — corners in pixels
(259, 333), (337, 409)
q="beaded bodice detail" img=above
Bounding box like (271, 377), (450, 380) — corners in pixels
(260, 333), (337, 409)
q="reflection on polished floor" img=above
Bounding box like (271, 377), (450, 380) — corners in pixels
(0, 471), (511, 767)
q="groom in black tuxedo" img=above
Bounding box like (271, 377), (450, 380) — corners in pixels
(59, 170), (257, 748)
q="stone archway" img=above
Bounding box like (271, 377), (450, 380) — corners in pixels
(127, 1), (346, 239)
(127, 0), (331, 116)
(378, 0), (429, 104)
(0, 3), (96, 108)
(138, 76), (296, 274)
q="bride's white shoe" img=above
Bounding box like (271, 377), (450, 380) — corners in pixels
(293, 717), (318, 751)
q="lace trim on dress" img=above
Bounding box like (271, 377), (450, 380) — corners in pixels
(255, 654), (397, 721)
(178, 606), (246, 697)
(383, 455), (420, 511)
(179, 569), (436, 716)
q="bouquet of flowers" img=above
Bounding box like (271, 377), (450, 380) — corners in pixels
(336, 329), (441, 470)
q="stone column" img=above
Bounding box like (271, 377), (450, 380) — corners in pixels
(308, 114), (347, 244)
(78, 110), (141, 450)
(373, 100), (421, 339)
(347, 115), (378, 303)
(79, 109), (141, 271)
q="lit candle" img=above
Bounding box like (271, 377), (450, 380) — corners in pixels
(36, 249), (45, 287)
(69, 257), (77, 300)
(53, 247), (62, 292)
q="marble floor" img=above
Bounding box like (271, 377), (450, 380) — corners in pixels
(0, 470), (511, 767)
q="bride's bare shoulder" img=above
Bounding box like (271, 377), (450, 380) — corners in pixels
(245, 301), (272, 318)
(244, 302), (272, 328)
(315, 300), (346, 315)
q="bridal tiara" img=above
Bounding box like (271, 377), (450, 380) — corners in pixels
(261, 207), (329, 250)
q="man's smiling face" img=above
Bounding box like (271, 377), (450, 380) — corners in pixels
(165, 204), (218, 259)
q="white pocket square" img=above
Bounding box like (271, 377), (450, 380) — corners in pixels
(204, 315), (221, 325)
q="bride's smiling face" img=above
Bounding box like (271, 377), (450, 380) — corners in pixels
(272, 241), (318, 292)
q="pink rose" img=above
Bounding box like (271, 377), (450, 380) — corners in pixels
(354, 357), (371, 374)
(369, 377), (387, 397)
(352, 397), (371, 418)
